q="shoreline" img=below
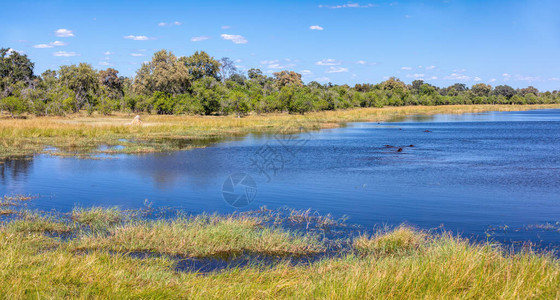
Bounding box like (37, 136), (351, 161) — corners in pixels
(2, 104), (559, 159)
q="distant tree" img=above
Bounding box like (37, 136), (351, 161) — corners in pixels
(381, 77), (407, 99)
(519, 86), (539, 96)
(58, 63), (99, 111)
(471, 83), (492, 97)
(98, 68), (123, 99)
(354, 83), (374, 92)
(180, 51), (221, 81)
(273, 71), (303, 88)
(492, 85), (516, 99)
(133, 50), (191, 96)
(410, 80), (425, 95)
(0, 48), (35, 96)
(219, 57), (238, 81)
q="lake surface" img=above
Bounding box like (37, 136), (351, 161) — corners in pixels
(2, 109), (560, 248)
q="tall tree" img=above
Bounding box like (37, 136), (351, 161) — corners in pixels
(219, 57), (238, 81)
(471, 83), (492, 97)
(0, 48), (35, 96)
(58, 63), (99, 111)
(133, 50), (191, 96)
(180, 51), (221, 81)
(273, 71), (303, 88)
(98, 68), (123, 99)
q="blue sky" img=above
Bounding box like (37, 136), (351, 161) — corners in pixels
(1, 0), (559, 90)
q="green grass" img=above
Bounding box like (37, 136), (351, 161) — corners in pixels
(73, 214), (325, 258)
(71, 206), (123, 231)
(0, 207), (559, 298)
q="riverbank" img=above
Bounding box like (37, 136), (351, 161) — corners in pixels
(2, 104), (559, 159)
(0, 205), (559, 298)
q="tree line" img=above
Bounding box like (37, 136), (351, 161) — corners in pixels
(1, 47), (559, 117)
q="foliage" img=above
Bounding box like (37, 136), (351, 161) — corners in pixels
(0, 47), (559, 117)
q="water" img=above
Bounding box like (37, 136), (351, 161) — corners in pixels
(2, 109), (560, 248)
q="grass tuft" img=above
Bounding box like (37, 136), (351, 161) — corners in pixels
(353, 225), (427, 256)
(71, 206), (123, 230)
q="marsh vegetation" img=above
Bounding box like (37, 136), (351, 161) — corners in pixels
(0, 203), (558, 298)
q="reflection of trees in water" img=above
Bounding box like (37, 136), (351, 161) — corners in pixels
(0, 158), (33, 183)
(135, 149), (230, 190)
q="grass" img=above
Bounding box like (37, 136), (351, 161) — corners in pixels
(0, 208), (559, 298)
(71, 206), (123, 230)
(2, 104), (559, 159)
(73, 214), (325, 258)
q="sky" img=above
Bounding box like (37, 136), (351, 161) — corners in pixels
(1, 0), (559, 90)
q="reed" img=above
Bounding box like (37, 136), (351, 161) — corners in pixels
(0, 208), (559, 298)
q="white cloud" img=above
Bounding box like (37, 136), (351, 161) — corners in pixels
(315, 77), (330, 82)
(430, 76), (438, 80)
(406, 73), (425, 78)
(54, 29), (74, 37)
(33, 44), (53, 49)
(453, 68), (467, 73)
(260, 59), (279, 65)
(326, 66), (349, 73)
(221, 25), (231, 30)
(6, 48), (24, 55)
(221, 34), (247, 44)
(261, 59), (295, 69)
(191, 36), (210, 42)
(123, 35), (150, 41)
(444, 73), (471, 81)
(104, 51), (113, 55)
(515, 75), (540, 82)
(356, 60), (377, 66)
(99, 61), (112, 66)
(130, 53), (145, 57)
(316, 59), (340, 66)
(310, 25), (324, 30)
(300, 70), (313, 75)
(401, 66), (412, 70)
(159, 21), (182, 27)
(53, 51), (79, 57)
(319, 3), (376, 9)
(490, 78), (497, 82)
(425, 65), (436, 70)
(474, 77), (482, 81)
(33, 40), (67, 48)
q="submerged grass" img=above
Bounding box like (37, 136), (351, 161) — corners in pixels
(0, 207), (559, 298)
(2, 104), (559, 159)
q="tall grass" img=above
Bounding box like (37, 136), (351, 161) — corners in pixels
(0, 208), (559, 298)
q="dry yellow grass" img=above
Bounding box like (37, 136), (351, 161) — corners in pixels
(1, 104), (559, 158)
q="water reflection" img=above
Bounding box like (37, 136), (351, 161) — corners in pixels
(0, 158), (33, 183)
(1, 109), (560, 248)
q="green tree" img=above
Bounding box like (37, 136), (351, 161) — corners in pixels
(180, 51), (221, 81)
(492, 85), (516, 99)
(0, 48), (35, 96)
(133, 50), (191, 96)
(471, 83), (492, 97)
(58, 63), (99, 111)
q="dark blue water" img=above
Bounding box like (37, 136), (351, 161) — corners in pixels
(2, 109), (560, 247)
